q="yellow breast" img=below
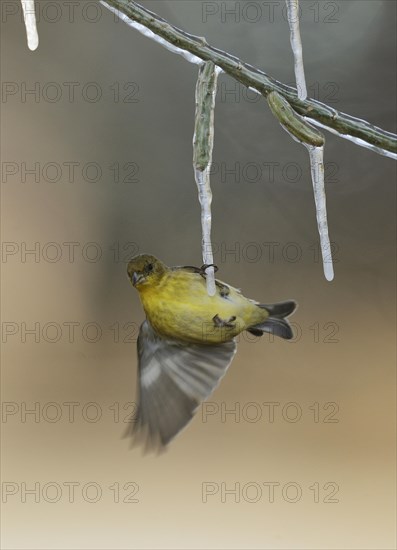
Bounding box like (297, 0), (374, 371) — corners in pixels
(137, 270), (267, 344)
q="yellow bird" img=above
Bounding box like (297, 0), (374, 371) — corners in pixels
(126, 254), (297, 450)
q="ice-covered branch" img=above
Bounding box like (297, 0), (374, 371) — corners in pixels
(21, 0), (39, 51)
(193, 62), (219, 296)
(267, 91), (333, 281)
(267, 91), (324, 146)
(102, 0), (396, 159)
(285, 0), (307, 100)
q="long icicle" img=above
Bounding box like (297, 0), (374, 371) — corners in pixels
(305, 144), (334, 281)
(193, 62), (219, 296)
(20, 0), (39, 51)
(267, 91), (334, 281)
(285, 0), (307, 100)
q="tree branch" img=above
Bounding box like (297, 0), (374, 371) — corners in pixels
(103, 0), (396, 159)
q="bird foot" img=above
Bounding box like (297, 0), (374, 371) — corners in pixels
(181, 263), (230, 297)
(200, 263), (218, 275)
(213, 314), (236, 328)
(200, 265), (230, 297)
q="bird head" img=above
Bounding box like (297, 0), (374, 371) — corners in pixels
(127, 254), (167, 289)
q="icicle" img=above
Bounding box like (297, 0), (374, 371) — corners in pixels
(267, 91), (334, 281)
(285, 0), (307, 100)
(193, 62), (219, 296)
(305, 144), (334, 281)
(101, 1), (202, 65)
(194, 168), (216, 296)
(20, 0), (39, 51)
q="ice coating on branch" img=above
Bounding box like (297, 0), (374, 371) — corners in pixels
(307, 118), (397, 160)
(194, 168), (216, 296)
(305, 145), (334, 281)
(21, 0), (39, 50)
(251, 86), (396, 158)
(285, 0), (307, 100)
(101, 1), (202, 64)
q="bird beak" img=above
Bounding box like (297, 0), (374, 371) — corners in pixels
(132, 272), (143, 286)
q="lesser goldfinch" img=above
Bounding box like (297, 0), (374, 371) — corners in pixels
(126, 254), (297, 450)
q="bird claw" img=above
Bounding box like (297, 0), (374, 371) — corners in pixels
(200, 263), (219, 275)
(213, 314), (236, 328)
(180, 263), (230, 297)
(181, 264), (219, 277)
(200, 265), (230, 297)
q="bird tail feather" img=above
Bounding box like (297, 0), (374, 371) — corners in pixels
(247, 300), (297, 340)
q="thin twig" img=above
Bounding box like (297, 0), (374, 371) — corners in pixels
(102, 0), (396, 159)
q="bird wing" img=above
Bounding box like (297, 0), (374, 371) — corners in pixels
(126, 320), (237, 451)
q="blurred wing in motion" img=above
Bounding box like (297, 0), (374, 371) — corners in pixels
(126, 320), (236, 451)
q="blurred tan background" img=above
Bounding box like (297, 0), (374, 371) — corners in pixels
(1, 1), (396, 548)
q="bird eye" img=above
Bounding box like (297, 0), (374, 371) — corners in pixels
(147, 263), (153, 272)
